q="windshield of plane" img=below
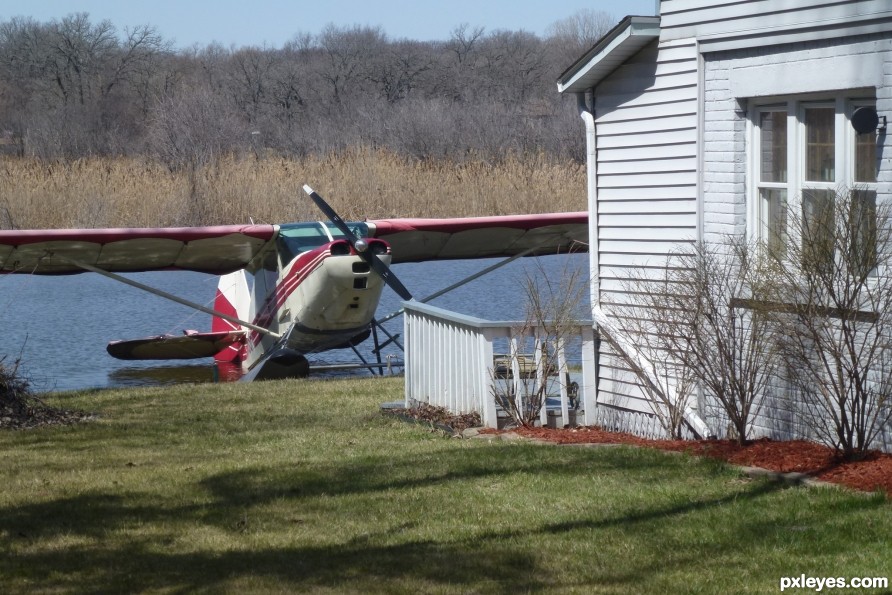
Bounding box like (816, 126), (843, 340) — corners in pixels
(276, 221), (369, 265)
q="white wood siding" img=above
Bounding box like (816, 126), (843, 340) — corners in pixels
(700, 29), (892, 450)
(593, 38), (699, 414)
(661, 0), (892, 52)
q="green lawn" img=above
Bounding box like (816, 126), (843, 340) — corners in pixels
(1, 377), (889, 593)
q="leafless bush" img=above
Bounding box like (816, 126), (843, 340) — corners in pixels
(492, 258), (587, 427)
(0, 354), (95, 429)
(603, 263), (698, 439)
(770, 186), (892, 459)
(608, 239), (781, 444)
(0, 355), (30, 407)
(147, 87), (247, 171)
(677, 239), (784, 444)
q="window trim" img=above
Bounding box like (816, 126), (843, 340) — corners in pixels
(747, 93), (878, 267)
(749, 104), (793, 253)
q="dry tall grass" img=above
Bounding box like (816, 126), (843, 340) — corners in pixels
(0, 149), (585, 229)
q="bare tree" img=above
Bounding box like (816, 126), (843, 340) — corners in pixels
(0, 18), (48, 103)
(545, 9), (615, 61)
(446, 23), (485, 66)
(226, 46), (277, 123)
(771, 186), (892, 459)
(104, 25), (171, 97)
(0, 13), (171, 156)
(266, 52), (309, 135)
(192, 41), (230, 92)
(367, 39), (434, 104)
(434, 23), (485, 102)
(46, 13), (118, 106)
(124, 37), (180, 118)
(478, 30), (545, 104)
(0, 11), (598, 162)
(314, 24), (387, 108)
(103, 24), (173, 129)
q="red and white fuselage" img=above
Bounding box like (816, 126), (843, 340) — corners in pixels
(212, 236), (390, 376)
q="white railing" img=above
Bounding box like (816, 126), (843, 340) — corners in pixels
(403, 301), (597, 428)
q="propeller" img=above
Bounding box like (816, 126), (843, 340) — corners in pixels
(303, 185), (414, 301)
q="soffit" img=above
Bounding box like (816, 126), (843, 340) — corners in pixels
(557, 16), (661, 95)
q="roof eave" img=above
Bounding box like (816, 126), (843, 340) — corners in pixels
(557, 15), (661, 95)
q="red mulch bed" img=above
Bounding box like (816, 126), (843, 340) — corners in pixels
(484, 426), (892, 495)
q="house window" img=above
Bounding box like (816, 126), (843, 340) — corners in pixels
(755, 109), (788, 254)
(749, 95), (878, 269)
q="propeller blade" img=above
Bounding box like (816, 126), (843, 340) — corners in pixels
(363, 251), (413, 300)
(303, 184), (354, 240)
(302, 185), (414, 301)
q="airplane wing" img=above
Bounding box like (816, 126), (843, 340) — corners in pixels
(0, 225), (277, 275)
(366, 212), (588, 263)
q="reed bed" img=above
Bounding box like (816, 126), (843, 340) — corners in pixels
(0, 149), (586, 229)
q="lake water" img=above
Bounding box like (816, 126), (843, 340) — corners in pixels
(0, 254), (589, 391)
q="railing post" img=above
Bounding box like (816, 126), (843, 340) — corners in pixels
(557, 336), (569, 427)
(535, 335), (548, 427)
(481, 327), (497, 428)
(509, 329), (523, 424)
(403, 309), (415, 407)
(581, 324), (598, 426)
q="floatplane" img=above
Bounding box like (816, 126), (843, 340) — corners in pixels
(0, 186), (587, 381)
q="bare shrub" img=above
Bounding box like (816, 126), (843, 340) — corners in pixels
(146, 87), (247, 171)
(601, 262), (698, 439)
(492, 258), (587, 427)
(0, 355), (30, 410)
(0, 354), (93, 429)
(771, 186), (892, 459)
(681, 239), (784, 444)
(609, 239), (782, 444)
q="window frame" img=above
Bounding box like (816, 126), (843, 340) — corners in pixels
(749, 104), (793, 255)
(747, 92), (878, 270)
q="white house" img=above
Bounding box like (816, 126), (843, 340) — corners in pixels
(557, 0), (892, 449)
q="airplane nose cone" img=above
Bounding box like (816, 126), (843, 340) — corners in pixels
(354, 239), (369, 252)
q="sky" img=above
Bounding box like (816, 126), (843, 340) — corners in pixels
(0, 0), (658, 49)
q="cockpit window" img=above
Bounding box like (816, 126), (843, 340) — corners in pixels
(276, 221), (369, 264)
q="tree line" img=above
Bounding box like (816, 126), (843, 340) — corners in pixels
(0, 10), (615, 167)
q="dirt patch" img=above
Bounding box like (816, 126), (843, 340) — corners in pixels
(385, 402), (481, 434)
(0, 399), (96, 430)
(483, 426), (892, 495)
(0, 359), (95, 430)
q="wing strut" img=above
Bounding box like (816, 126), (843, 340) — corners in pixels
(59, 257), (281, 339)
(377, 239), (575, 324)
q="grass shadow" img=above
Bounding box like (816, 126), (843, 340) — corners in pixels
(4, 471), (886, 593)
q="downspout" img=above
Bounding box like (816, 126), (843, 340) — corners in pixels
(578, 91), (601, 417)
(576, 90), (713, 439)
(577, 91), (599, 310)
